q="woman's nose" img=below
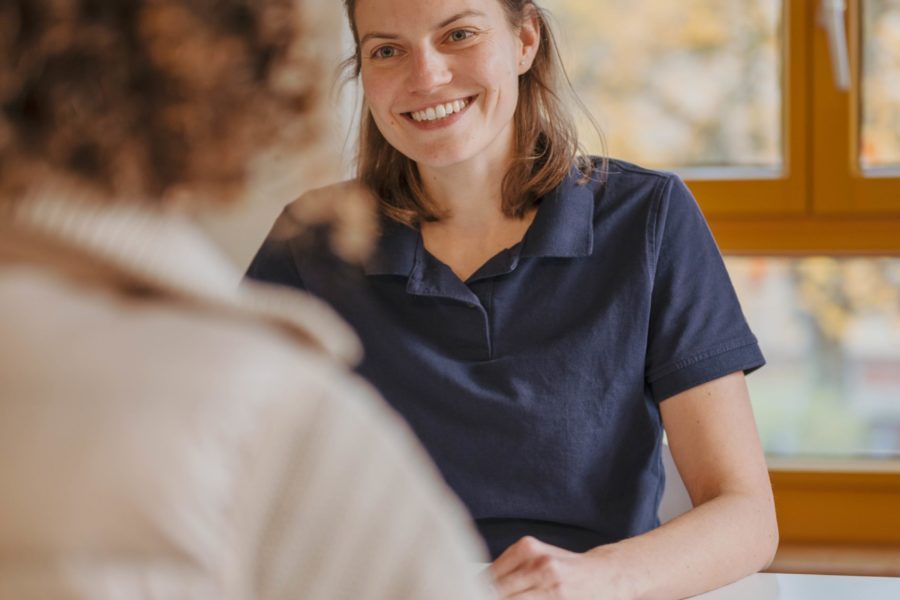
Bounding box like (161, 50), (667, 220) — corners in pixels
(407, 48), (452, 94)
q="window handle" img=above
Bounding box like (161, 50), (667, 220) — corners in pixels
(820, 0), (851, 91)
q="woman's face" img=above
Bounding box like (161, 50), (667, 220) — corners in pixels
(355, 0), (538, 171)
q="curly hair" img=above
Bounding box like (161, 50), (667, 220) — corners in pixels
(0, 0), (329, 204)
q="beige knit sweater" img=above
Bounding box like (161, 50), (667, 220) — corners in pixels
(0, 195), (494, 599)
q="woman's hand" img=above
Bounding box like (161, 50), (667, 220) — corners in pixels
(489, 536), (629, 599)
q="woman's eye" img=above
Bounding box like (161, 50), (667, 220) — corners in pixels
(373, 46), (398, 59)
(449, 30), (474, 42)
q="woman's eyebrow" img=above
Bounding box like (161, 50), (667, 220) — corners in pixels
(359, 10), (487, 47)
(437, 9), (486, 29)
(360, 31), (399, 47)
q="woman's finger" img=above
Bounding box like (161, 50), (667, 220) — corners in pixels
(490, 536), (546, 580)
(493, 563), (541, 599)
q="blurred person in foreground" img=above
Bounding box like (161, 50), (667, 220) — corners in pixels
(0, 1), (492, 598)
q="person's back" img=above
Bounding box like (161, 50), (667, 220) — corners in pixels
(0, 1), (492, 597)
(0, 196), (492, 598)
(0, 197), (489, 599)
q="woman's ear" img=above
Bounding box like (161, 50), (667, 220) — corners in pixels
(517, 5), (541, 74)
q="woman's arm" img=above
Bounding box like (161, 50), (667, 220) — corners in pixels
(490, 371), (778, 599)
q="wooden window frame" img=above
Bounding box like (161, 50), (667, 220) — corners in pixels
(693, 0), (900, 253)
(687, 0), (807, 220)
(768, 458), (900, 546)
(815, 0), (900, 214)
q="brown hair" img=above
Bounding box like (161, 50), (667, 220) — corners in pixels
(342, 0), (601, 227)
(0, 0), (330, 205)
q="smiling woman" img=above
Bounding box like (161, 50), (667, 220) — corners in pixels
(342, 0), (592, 226)
(358, 0), (526, 172)
(247, 1), (779, 598)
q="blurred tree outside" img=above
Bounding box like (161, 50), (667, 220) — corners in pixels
(862, 0), (900, 169)
(541, 0), (782, 171)
(726, 257), (900, 458)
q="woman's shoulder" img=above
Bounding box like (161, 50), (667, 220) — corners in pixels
(287, 180), (364, 203)
(577, 156), (693, 212)
(282, 179), (372, 221)
(274, 179), (377, 264)
(586, 156), (681, 187)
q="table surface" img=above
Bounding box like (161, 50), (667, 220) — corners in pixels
(692, 573), (900, 599)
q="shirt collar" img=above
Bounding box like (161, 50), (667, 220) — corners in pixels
(5, 194), (362, 365)
(363, 218), (419, 277)
(520, 166), (595, 259)
(362, 166), (595, 278)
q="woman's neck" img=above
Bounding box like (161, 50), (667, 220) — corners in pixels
(417, 151), (512, 233)
(416, 152), (538, 281)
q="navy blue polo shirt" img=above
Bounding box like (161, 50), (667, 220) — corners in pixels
(246, 158), (765, 559)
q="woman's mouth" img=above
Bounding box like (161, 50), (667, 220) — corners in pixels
(402, 96), (475, 129)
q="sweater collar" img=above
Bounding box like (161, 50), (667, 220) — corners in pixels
(5, 194), (362, 365)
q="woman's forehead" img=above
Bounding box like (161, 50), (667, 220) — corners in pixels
(354, 0), (502, 34)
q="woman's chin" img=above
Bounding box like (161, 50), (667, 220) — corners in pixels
(408, 148), (478, 171)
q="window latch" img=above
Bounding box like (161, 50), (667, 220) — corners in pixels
(820, 0), (851, 91)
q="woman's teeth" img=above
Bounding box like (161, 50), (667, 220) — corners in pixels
(410, 99), (468, 122)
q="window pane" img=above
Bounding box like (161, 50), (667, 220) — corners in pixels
(725, 257), (900, 458)
(861, 0), (900, 172)
(541, 0), (783, 176)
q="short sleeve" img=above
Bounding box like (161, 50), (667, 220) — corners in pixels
(645, 175), (765, 402)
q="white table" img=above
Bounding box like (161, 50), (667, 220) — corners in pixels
(692, 573), (900, 599)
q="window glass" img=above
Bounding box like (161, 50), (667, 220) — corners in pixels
(861, 0), (900, 172)
(541, 0), (783, 177)
(726, 257), (900, 458)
